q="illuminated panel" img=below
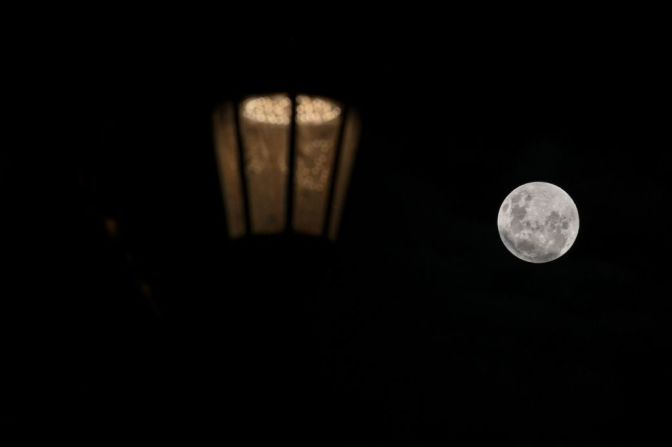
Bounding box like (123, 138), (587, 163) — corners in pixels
(213, 102), (246, 238)
(239, 95), (291, 234)
(293, 96), (342, 235)
(328, 111), (360, 240)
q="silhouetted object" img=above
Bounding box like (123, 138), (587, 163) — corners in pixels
(213, 94), (360, 239)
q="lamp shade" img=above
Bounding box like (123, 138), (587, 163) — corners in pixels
(213, 94), (360, 239)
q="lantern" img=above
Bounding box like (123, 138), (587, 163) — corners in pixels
(213, 94), (360, 239)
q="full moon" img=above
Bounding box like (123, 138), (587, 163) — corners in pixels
(497, 182), (579, 263)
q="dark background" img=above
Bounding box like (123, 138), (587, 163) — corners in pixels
(4, 20), (670, 444)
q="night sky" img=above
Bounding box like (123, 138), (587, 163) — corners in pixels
(4, 20), (670, 444)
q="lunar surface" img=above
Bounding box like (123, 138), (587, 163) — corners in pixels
(497, 182), (579, 263)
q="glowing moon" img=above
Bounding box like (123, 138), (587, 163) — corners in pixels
(497, 182), (579, 263)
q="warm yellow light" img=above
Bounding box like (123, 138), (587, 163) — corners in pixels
(242, 95), (341, 125)
(213, 94), (360, 239)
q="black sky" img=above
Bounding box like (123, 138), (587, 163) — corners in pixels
(3, 18), (670, 444)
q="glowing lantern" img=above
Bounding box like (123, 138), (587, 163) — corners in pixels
(213, 94), (360, 239)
